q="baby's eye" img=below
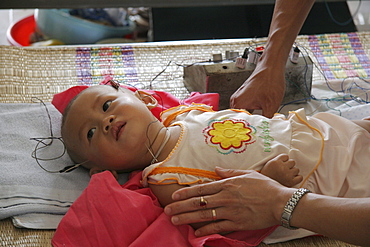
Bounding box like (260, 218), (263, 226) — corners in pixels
(103, 100), (112, 112)
(87, 128), (96, 140)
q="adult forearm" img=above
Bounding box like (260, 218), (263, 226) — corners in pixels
(166, 169), (370, 245)
(262, 0), (315, 67)
(289, 193), (370, 246)
(230, 0), (314, 115)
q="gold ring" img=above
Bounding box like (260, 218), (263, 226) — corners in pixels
(199, 196), (207, 208)
(212, 209), (217, 221)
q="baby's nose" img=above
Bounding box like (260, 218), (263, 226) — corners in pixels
(103, 116), (114, 132)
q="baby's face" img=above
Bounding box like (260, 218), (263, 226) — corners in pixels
(62, 85), (157, 172)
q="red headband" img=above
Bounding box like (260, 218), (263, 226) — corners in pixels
(52, 77), (116, 114)
(52, 85), (89, 114)
(52, 77), (219, 118)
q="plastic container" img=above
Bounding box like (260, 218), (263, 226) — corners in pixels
(6, 15), (36, 46)
(35, 9), (136, 45)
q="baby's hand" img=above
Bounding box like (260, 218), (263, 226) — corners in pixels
(260, 154), (302, 187)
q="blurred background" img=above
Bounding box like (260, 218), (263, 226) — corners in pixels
(0, 1), (369, 46)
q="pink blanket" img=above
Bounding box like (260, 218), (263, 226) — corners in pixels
(52, 171), (277, 247)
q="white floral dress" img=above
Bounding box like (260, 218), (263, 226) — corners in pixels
(142, 104), (370, 198)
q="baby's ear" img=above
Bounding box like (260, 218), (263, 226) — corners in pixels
(89, 167), (118, 180)
(135, 91), (158, 109)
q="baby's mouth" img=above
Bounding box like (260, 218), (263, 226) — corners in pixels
(112, 122), (126, 141)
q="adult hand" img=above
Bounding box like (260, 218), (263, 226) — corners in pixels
(230, 62), (285, 118)
(164, 168), (292, 237)
(229, 0), (315, 118)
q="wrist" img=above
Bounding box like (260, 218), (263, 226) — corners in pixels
(273, 187), (295, 225)
(258, 45), (290, 70)
(280, 188), (311, 229)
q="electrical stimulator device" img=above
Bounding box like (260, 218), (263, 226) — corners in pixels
(183, 46), (313, 110)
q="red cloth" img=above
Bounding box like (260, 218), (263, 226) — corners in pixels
(52, 85), (89, 114)
(51, 78), (219, 117)
(52, 171), (277, 247)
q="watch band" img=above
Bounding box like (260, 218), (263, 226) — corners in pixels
(281, 188), (311, 230)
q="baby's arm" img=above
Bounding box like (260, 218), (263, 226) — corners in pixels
(260, 153), (303, 187)
(149, 183), (187, 207)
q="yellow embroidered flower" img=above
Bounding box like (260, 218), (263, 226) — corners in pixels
(208, 120), (252, 149)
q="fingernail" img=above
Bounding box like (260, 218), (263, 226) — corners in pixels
(172, 193), (180, 200)
(164, 207), (171, 215)
(171, 216), (179, 224)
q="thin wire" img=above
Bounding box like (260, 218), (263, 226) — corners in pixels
(31, 97), (54, 143)
(30, 98), (90, 173)
(324, 0), (362, 26)
(279, 40), (370, 116)
(31, 137), (66, 173)
(106, 80), (170, 163)
(31, 81), (170, 173)
(149, 60), (172, 89)
(139, 41), (369, 118)
(30, 97), (70, 173)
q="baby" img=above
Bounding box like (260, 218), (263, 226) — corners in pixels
(62, 84), (370, 208)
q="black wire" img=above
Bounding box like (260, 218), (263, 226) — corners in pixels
(148, 60), (172, 89)
(325, 0), (362, 26)
(30, 97), (76, 173)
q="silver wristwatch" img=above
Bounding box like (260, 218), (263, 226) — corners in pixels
(281, 188), (311, 230)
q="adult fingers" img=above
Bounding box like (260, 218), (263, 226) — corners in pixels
(166, 179), (242, 216)
(171, 168), (253, 202)
(171, 180), (223, 202)
(165, 194), (215, 216)
(260, 96), (280, 118)
(166, 170), (253, 217)
(261, 89), (285, 118)
(229, 84), (261, 113)
(194, 220), (241, 237)
(171, 206), (227, 226)
(230, 98), (259, 114)
(261, 106), (276, 118)
(215, 167), (253, 179)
